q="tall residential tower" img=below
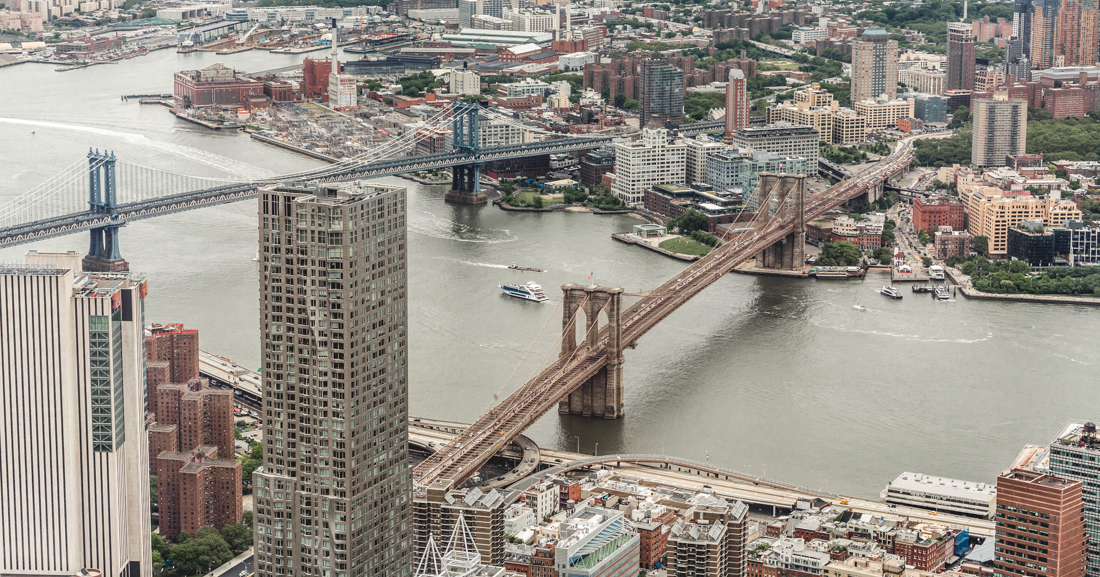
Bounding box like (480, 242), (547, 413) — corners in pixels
(725, 69), (749, 141)
(851, 28), (898, 102)
(947, 22), (977, 91)
(971, 93), (1027, 167)
(253, 182), (412, 577)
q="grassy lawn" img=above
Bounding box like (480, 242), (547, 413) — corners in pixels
(659, 237), (711, 256)
(514, 191), (564, 205)
(763, 60), (801, 70)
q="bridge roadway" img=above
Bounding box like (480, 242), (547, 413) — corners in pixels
(408, 422), (994, 536)
(0, 134), (616, 249)
(412, 133), (935, 491)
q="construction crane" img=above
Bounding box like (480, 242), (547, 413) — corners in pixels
(236, 22), (261, 45)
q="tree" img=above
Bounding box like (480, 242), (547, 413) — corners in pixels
(817, 241), (863, 266)
(922, 256), (933, 267)
(171, 527), (233, 577)
(917, 229), (931, 245)
(150, 475), (158, 508)
(949, 105), (969, 128)
(971, 235), (988, 255)
(221, 523), (253, 554)
(614, 93), (627, 108)
(243, 511), (254, 529)
(669, 209), (709, 234)
(622, 98), (640, 111)
(1009, 259), (1030, 274)
(873, 246), (894, 265)
(531, 195), (544, 208)
(152, 532), (171, 561)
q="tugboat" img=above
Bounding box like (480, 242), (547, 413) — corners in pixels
(880, 286), (903, 299)
(508, 262), (546, 273)
(500, 281), (548, 302)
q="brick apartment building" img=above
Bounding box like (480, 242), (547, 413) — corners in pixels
(913, 197), (966, 235)
(147, 323), (242, 539)
(157, 447), (243, 540)
(146, 323), (199, 386)
(157, 378), (235, 462)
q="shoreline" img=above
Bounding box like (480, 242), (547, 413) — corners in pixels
(944, 267), (1100, 306)
(611, 233), (700, 261)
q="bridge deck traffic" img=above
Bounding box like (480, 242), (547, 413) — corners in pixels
(412, 134), (933, 490)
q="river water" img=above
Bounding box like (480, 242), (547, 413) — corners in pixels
(2, 49), (1098, 500)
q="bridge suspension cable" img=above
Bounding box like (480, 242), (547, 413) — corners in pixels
(0, 157), (109, 229)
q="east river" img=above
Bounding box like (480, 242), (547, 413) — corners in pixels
(2, 49), (1098, 500)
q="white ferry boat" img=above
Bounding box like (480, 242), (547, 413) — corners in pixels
(934, 285), (951, 300)
(880, 286), (903, 299)
(500, 281), (548, 302)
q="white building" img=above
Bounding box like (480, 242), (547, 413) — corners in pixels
(408, 8), (459, 21)
(881, 472), (996, 518)
(504, 504), (536, 536)
(445, 117), (526, 149)
(524, 481), (559, 521)
(684, 135), (727, 186)
(0, 252), (151, 577)
(242, 6), (369, 23)
(451, 69), (481, 96)
(791, 26), (828, 44)
(458, 0), (484, 27)
(558, 51), (596, 71)
(612, 128), (687, 207)
(506, 9), (557, 32)
(555, 506), (640, 577)
(155, 3), (227, 21)
(503, 77), (550, 97)
(440, 28), (553, 47)
(329, 73), (358, 109)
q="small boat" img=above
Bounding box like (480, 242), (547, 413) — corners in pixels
(500, 281), (548, 302)
(508, 262), (546, 273)
(852, 304), (866, 311)
(880, 286), (903, 299)
(934, 285), (950, 300)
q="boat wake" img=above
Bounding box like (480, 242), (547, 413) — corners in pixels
(817, 324), (995, 344)
(410, 211), (517, 243)
(0, 116), (271, 178)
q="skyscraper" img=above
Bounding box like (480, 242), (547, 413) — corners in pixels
(725, 69), (749, 141)
(947, 22), (977, 91)
(971, 93), (1027, 167)
(995, 468), (1087, 577)
(1057, 0), (1100, 67)
(851, 28), (899, 102)
(1049, 421), (1100, 577)
(0, 251), (151, 577)
(253, 182), (412, 577)
(1030, 0), (1060, 69)
(639, 59), (684, 128)
(1013, 0), (1033, 55)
